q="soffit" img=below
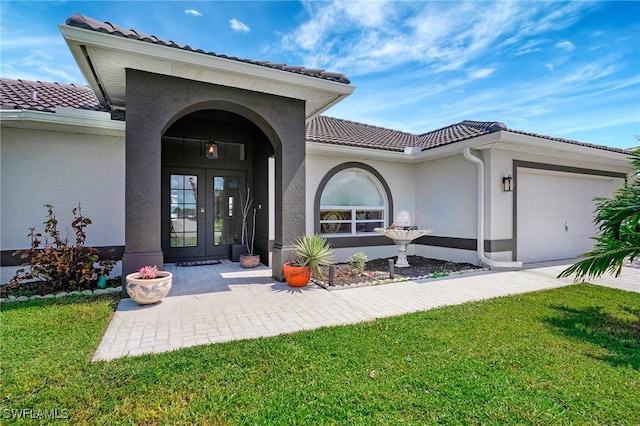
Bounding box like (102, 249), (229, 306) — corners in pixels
(59, 24), (354, 120)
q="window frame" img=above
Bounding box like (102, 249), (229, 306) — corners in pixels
(315, 163), (393, 238)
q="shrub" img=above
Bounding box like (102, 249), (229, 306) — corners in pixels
(347, 252), (368, 275)
(292, 234), (334, 279)
(11, 204), (116, 293)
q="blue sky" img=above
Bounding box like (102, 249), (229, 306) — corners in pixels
(1, 1), (639, 149)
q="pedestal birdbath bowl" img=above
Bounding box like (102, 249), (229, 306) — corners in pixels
(374, 210), (433, 268)
(374, 228), (433, 267)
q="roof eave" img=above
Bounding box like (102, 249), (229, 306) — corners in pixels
(59, 24), (354, 120)
(0, 109), (125, 136)
(495, 130), (633, 165)
(306, 141), (412, 162)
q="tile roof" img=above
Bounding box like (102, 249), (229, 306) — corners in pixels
(416, 120), (507, 149)
(306, 116), (507, 152)
(1, 78), (628, 156)
(1, 78), (105, 113)
(65, 14), (351, 85)
(306, 116), (418, 150)
(306, 116), (630, 155)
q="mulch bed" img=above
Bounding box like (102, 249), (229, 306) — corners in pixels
(315, 255), (484, 289)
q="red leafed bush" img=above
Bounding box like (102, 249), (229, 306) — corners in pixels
(11, 204), (116, 293)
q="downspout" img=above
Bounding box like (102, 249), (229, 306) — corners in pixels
(463, 147), (523, 269)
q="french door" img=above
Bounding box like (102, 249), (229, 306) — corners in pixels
(162, 168), (246, 261)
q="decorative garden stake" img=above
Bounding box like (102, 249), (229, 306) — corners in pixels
(388, 259), (395, 279)
(328, 265), (336, 286)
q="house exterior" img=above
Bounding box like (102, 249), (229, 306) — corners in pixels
(0, 14), (634, 284)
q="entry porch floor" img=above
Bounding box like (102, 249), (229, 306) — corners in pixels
(92, 259), (640, 361)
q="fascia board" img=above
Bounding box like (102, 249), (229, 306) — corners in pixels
(0, 110), (125, 135)
(59, 24), (354, 99)
(496, 131), (632, 166)
(306, 142), (411, 162)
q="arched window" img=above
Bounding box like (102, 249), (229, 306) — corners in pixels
(319, 168), (388, 236)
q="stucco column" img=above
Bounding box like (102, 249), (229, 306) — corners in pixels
(121, 70), (164, 288)
(270, 119), (306, 281)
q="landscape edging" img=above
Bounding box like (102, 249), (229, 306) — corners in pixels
(312, 267), (490, 291)
(0, 286), (122, 304)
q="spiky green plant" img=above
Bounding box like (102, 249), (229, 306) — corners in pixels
(559, 148), (640, 281)
(292, 234), (334, 278)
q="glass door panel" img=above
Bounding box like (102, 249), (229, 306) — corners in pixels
(207, 172), (244, 258)
(213, 176), (240, 246)
(170, 174), (199, 247)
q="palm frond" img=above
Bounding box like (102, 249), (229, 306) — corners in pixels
(559, 148), (640, 282)
(558, 245), (640, 282)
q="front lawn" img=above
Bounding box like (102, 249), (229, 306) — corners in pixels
(1, 285), (638, 424)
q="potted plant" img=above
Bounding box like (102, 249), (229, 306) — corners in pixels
(284, 234), (334, 287)
(238, 187), (260, 268)
(125, 265), (172, 305)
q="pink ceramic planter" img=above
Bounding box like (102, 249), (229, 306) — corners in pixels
(125, 272), (173, 304)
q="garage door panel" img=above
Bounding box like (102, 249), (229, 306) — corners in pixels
(518, 194), (547, 211)
(524, 236), (595, 260)
(517, 170), (614, 263)
(518, 216), (566, 238)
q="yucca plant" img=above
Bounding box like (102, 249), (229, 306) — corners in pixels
(292, 234), (334, 278)
(558, 148), (640, 281)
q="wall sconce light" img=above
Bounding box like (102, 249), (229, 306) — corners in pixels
(205, 142), (218, 159)
(503, 175), (514, 192)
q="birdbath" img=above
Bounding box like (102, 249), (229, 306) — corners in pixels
(374, 210), (433, 268)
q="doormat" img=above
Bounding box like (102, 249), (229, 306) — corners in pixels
(176, 260), (221, 267)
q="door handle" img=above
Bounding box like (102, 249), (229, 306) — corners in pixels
(565, 222), (568, 231)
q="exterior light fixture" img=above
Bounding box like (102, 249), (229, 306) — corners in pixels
(503, 175), (514, 192)
(205, 142), (218, 159)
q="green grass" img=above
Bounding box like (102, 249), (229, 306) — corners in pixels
(1, 285), (639, 425)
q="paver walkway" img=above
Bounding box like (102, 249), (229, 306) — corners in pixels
(92, 259), (640, 361)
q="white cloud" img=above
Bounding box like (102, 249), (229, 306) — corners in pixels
(0, 37), (82, 83)
(512, 39), (546, 56)
(278, 1), (594, 76)
(467, 68), (496, 80)
(185, 9), (202, 17)
(339, 1), (390, 27)
(1, 35), (64, 50)
(230, 19), (250, 33)
(555, 40), (576, 51)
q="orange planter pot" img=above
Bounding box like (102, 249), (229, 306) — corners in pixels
(283, 262), (310, 287)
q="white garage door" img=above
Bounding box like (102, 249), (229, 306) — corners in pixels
(517, 169), (615, 263)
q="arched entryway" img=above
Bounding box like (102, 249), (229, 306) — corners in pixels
(122, 70), (308, 283)
(161, 109), (273, 264)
